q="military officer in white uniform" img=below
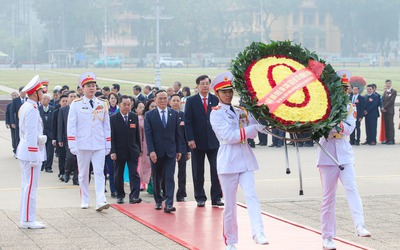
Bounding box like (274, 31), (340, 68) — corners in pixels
(17, 75), (47, 229)
(67, 72), (111, 211)
(210, 72), (268, 250)
(317, 71), (371, 250)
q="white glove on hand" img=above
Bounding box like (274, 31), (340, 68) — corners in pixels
(105, 149), (110, 155)
(38, 135), (47, 151)
(29, 161), (39, 167)
(255, 124), (267, 134)
(70, 147), (78, 155)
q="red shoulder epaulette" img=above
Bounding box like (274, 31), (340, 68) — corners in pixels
(212, 106), (221, 110)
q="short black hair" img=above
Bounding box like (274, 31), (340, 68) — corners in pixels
(371, 84), (377, 89)
(367, 84), (373, 88)
(170, 93), (181, 99)
(144, 85), (152, 91)
(62, 85), (70, 90)
(19, 86), (24, 92)
(59, 94), (68, 100)
(120, 95), (132, 102)
(95, 91), (103, 97)
(102, 86), (110, 91)
(155, 89), (167, 97)
(195, 75), (210, 85)
(112, 83), (120, 91)
(182, 86), (191, 96)
(53, 89), (60, 94)
(133, 85), (142, 92)
(174, 81), (182, 87)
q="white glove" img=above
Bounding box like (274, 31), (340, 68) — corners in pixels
(255, 124), (267, 134)
(70, 147), (78, 155)
(29, 161), (39, 167)
(105, 149), (110, 155)
(38, 135), (47, 151)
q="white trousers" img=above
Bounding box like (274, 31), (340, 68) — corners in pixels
(19, 160), (41, 222)
(218, 171), (264, 245)
(77, 149), (106, 205)
(318, 164), (365, 239)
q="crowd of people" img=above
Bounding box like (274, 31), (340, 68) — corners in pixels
(5, 70), (381, 249)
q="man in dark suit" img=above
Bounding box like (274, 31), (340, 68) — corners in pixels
(363, 84), (380, 145)
(173, 81), (184, 98)
(110, 95), (142, 205)
(184, 75), (223, 207)
(38, 94), (55, 172)
(133, 85), (146, 103)
(145, 90), (182, 213)
(5, 92), (19, 155)
(349, 86), (365, 146)
(58, 91), (79, 185)
(52, 94), (68, 180)
(170, 94), (191, 202)
(381, 80), (397, 144)
(144, 85), (154, 101)
(10, 87), (27, 154)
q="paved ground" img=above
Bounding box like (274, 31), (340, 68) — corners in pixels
(1, 103), (400, 249)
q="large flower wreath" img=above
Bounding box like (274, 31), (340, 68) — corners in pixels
(230, 41), (348, 139)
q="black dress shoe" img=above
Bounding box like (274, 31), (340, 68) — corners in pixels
(64, 174), (70, 183)
(59, 176), (64, 182)
(129, 198), (142, 204)
(154, 204), (162, 210)
(212, 201), (224, 207)
(258, 143), (267, 146)
(382, 141), (387, 144)
(111, 192), (117, 198)
(355, 142), (360, 146)
(361, 142), (368, 145)
(369, 142), (376, 145)
(386, 141), (394, 145)
(73, 181), (79, 186)
(268, 144), (276, 147)
(176, 198), (186, 202)
(164, 206), (176, 213)
(117, 198), (124, 204)
(197, 201), (205, 207)
(45, 169), (53, 173)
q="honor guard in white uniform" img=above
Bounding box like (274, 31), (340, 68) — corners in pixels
(16, 75), (47, 229)
(209, 72), (269, 250)
(317, 71), (371, 250)
(67, 72), (111, 211)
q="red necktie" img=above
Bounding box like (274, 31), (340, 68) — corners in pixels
(203, 97), (207, 114)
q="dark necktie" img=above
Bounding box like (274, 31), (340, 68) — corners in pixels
(89, 99), (94, 108)
(203, 98), (208, 114)
(124, 115), (128, 126)
(161, 110), (166, 128)
(230, 106), (235, 114)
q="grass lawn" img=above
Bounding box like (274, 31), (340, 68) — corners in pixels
(0, 66), (399, 96)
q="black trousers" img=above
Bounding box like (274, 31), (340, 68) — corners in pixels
(14, 127), (20, 153)
(176, 154), (187, 200)
(10, 128), (17, 153)
(191, 148), (222, 203)
(65, 141), (78, 182)
(383, 113), (395, 142)
(365, 115), (377, 143)
(151, 155), (175, 207)
(57, 145), (66, 176)
(350, 119), (361, 143)
(114, 158), (140, 200)
(42, 138), (54, 170)
(258, 119), (268, 144)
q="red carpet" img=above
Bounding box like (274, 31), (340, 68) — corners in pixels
(112, 202), (370, 250)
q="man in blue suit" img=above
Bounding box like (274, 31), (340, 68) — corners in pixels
(349, 86), (365, 146)
(362, 84), (380, 145)
(145, 90), (182, 213)
(184, 75), (223, 207)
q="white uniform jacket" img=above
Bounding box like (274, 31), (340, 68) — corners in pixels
(316, 103), (356, 166)
(67, 96), (111, 151)
(16, 99), (46, 162)
(210, 103), (260, 174)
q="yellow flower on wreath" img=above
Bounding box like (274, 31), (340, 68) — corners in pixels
(248, 56), (329, 123)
